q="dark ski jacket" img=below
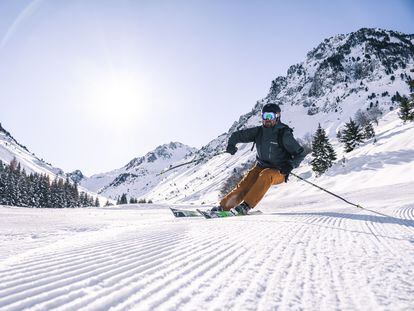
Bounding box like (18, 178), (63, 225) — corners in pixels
(227, 122), (305, 170)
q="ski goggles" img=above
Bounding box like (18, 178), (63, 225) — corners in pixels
(262, 112), (279, 121)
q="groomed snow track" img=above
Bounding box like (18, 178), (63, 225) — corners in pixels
(0, 201), (413, 310)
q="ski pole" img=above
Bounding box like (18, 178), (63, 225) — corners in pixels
(290, 172), (405, 221)
(290, 172), (363, 209)
(157, 151), (226, 176)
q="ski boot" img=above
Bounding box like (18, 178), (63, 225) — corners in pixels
(232, 202), (250, 215)
(210, 205), (224, 212)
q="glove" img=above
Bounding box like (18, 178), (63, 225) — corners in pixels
(226, 145), (238, 155)
(279, 163), (293, 182)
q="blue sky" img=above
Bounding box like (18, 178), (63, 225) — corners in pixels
(1, 0), (413, 175)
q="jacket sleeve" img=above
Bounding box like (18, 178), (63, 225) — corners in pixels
(282, 129), (305, 168)
(227, 127), (260, 148)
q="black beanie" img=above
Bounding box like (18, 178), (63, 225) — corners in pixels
(262, 103), (281, 114)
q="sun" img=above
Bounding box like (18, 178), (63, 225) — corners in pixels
(83, 73), (151, 125)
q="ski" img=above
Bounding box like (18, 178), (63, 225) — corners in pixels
(196, 208), (263, 219)
(170, 207), (263, 219)
(170, 207), (203, 218)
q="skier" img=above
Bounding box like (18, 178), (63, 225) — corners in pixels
(213, 103), (305, 215)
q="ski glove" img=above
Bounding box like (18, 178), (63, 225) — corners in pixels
(226, 145), (238, 155)
(279, 163), (293, 182)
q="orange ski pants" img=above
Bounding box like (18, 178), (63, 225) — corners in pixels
(220, 164), (286, 210)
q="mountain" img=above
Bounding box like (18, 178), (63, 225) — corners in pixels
(0, 123), (65, 178)
(0, 123), (108, 204)
(142, 28), (414, 204)
(67, 170), (85, 184)
(80, 142), (196, 200)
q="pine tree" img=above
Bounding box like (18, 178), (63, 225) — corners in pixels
(88, 194), (94, 207)
(40, 174), (51, 207)
(0, 160), (6, 205)
(94, 197), (100, 207)
(398, 95), (414, 122)
(363, 122), (375, 139)
(310, 124), (337, 176)
(339, 118), (365, 152)
(7, 160), (20, 206)
(9, 157), (18, 171)
(0, 159), (89, 208)
(120, 193), (128, 205)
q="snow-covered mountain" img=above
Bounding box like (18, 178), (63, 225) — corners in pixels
(199, 27), (414, 156)
(143, 28), (414, 204)
(80, 142), (196, 200)
(67, 170), (85, 184)
(0, 123), (108, 204)
(0, 123), (65, 178)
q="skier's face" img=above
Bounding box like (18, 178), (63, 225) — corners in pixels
(262, 112), (280, 128)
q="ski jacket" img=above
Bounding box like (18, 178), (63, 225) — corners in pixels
(227, 122), (305, 169)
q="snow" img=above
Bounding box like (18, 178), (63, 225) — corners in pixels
(1, 184), (413, 310)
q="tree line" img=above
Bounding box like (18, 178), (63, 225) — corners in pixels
(116, 193), (153, 205)
(0, 158), (100, 208)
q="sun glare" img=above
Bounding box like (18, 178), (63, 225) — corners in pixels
(83, 73), (151, 125)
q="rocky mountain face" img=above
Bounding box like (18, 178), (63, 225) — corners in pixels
(67, 170), (85, 184)
(80, 142), (196, 200)
(268, 28), (413, 113)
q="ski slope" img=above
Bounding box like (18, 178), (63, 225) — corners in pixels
(1, 184), (413, 311)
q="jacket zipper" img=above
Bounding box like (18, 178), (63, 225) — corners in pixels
(269, 144), (272, 161)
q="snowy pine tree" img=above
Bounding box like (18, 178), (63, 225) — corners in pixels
(310, 124), (337, 176)
(0, 158), (98, 208)
(363, 122), (375, 139)
(120, 193), (128, 205)
(354, 109), (376, 140)
(339, 118), (365, 152)
(398, 95), (414, 122)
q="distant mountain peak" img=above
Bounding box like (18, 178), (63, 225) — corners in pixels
(125, 142), (195, 169)
(80, 141), (196, 199)
(67, 170), (85, 183)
